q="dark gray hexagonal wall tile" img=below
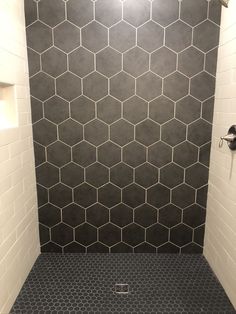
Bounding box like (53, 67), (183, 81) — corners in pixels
(208, 0), (222, 25)
(96, 47), (122, 78)
(26, 21), (52, 53)
(110, 163), (133, 188)
(111, 242), (133, 253)
(123, 0), (150, 27)
(74, 183), (97, 208)
(135, 163), (158, 188)
(69, 47), (94, 78)
(83, 72), (108, 101)
(33, 119), (57, 146)
(183, 204), (206, 228)
(180, 0), (207, 27)
(27, 48), (40, 77)
(176, 96), (201, 124)
(87, 203), (109, 227)
(49, 183), (72, 208)
(149, 96), (174, 124)
(151, 47), (177, 77)
(70, 96), (95, 124)
(173, 141), (198, 167)
(199, 142), (211, 167)
(62, 204), (85, 227)
(30, 72), (54, 101)
(84, 119), (108, 146)
(37, 184), (48, 207)
(178, 47), (204, 78)
(191, 72), (215, 101)
(38, 0), (65, 27)
(163, 72), (189, 101)
(136, 119), (160, 146)
(170, 224), (193, 247)
(186, 163), (209, 189)
(54, 21), (80, 53)
(134, 204), (157, 227)
(110, 72), (135, 101)
(109, 21), (136, 53)
(75, 223), (97, 246)
(72, 141), (96, 167)
(97, 96), (121, 124)
(82, 21), (108, 53)
(38, 203), (61, 227)
(61, 163), (84, 187)
(44, 96), (69, 124)
(98, 183), (121, 208)
(172, 184), (195, 208)
(159, 204), (182, 228)
(206, 48), (218, 76)
(85, 162), (109, 187)
(39, 224), (50, 245)
(110, 204), (133, 227)
(193, 20), (220, 52)
(123, 184), (145, 208)
(34, 142), (46, 167)
(135, 242), (156, 253)
(165, 21), (192, 53)
(160, 163), (184, 188)
(136, 72), (162, 101)
(123, 141), (146, 167)
(188, 119), (212, 146)
(152, 0), (179, 27)
(25, 0), (37, 26)
(36, 163), (59, 188)
(146, 223), (169, 247)
(148, 141), (172, 167)
(123, 96), (148, 124)
(95, 0), (122, 27)
(123, 223), (145, 246)
(47, 141), (71, 167)
(162, 119), (186, 146)
(137, 21), (164, 53)
(56, 72), (81, 101)
(124, 47), (149, 78)
(147, 184), (170, 208)
(110, 119), (134, 146)
(98, 141), (121, 167)
(67, 0), (93, 27)
(99, 223), (121, 247)
(58, 119), (83, 146)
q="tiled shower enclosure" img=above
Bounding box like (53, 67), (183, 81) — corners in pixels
(25, 0), (221, 253)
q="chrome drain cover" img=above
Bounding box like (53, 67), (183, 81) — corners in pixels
(114, 283), (129, 294)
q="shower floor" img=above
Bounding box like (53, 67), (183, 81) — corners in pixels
(11, 254), (235, 314)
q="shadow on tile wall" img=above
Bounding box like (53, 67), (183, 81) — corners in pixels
(25, 0), (221, 253)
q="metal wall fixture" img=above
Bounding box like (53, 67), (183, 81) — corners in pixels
(219, 125), (236, 150)
(219, 0), (230, 7)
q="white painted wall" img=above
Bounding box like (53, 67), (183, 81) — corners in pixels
(0, 0), (40, 313)
(204, 0), (236, 309)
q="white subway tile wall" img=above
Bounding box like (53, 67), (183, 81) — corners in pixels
(0, 0), (40, 313)
(204, 0), (236, 309)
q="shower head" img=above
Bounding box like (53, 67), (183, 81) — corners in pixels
(219, 0), (229, 7)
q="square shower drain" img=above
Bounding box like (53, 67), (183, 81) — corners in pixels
(114, 283), (129, 294)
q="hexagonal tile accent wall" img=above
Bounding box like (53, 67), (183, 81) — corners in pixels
(25, 0), (221, 253)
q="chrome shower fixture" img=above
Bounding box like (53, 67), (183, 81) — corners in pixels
(219, 0), (229, 7)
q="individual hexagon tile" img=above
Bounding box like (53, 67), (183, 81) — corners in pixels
(149, 96), (174, 124)
(135, 242), (156, 253)
(148, 141), (172, 167)
(74, 183), (97, 208)
(31, 96), (43, 123)
(199, 142), (211, 167)
(172, 184), (195, 208)
(33, 119), (57, 146)
(159, 204), (182, 228)
(87, 203), (109, 227)
(158, 242), (179, 253)
(134, 204), (157, 227)
(194, 225), (205, 246)
(72, 141), (96, 167)
(176, 96), (201, 124)
(49, 183), (72, 208)
(98, 141), (121, 167)
(123, 0), (150, 27)
(34, 142), (46, 167)
(87, 242), (109, 253)
(82, 21), (108, 53)
(26, 21), (52, 53)
(193, 20), (220, 53)
(196, 184), (208, 210)
(110, 204), (133, 227)
(68, 47), (94, 78)
(135, 163), (158, 188)
(36, 163), (59, 188)
(56, 72), (81, 102)
(136, 119), (160, 146)
(151, 47), (177, 77)
(123, 141), (146, 167)
(137, 21), (164, 53)
(123, 47), (149, 78)
(181, 242), (203, 253)
(109, 21), (136, 53)
(161, 119), (186, 146)
(41, 242), (62, 252)
(54, 21), (80, 53)
(95, 0), (122, 27)
(136, 72), (162, 101)
(84, 119), (108, 146)
(188, 119), (212, 146)
(111, 242), (133, 253)
(190, 72), (215, 101)
(110, 119), (134, 146)
(170, 224), (193, 247)
(123, 184), (145, 208)
(186, 163), (209, 189)
(39, 224), (50, 245)
(64, 242), (85, 253)
(206, 48), (218, 76)
(58, 119), (83, 146)
(165, 21), (192, 53)
(44, 96), (69, 124)
(27, 48), (40, 77)
(99, 223), (121, 247)
(98, 183), (121, 208)
(25, 0), (37, 26)
(97, 96), (121, 124)
(180, 0), (207, 27)
(37, 184), (48, 207)
(160, 163), (184, 188)
(110, 72), (135, 101)
(123, 223), (145, 247)
(47, 141), (71, 167)
(38, 0), (65, 27)
(75, 223), (97, 246)
(85, 162), (109, 187)
(152, 0), (179, 27)
(38, 203), (61, 227)
(67, 0), (93, 27)
(70, 96), (95, 124)
(61, 163), (84, 187)
(30, 72), (54, 101)
(163, 72), (189, 101)
(110, 163), (133, 188)
(183, 204), (206, 228)
(178, 47), (204, 78)
(146, 223), (169, 247)
(123, 96), (148, 124)
(173, 141), (198, 168)
(208, 0), (221, 25)
(62, 204), (85, 227)
(147, 184), (170, 208)
(83, 72), (108, 101)
(96, 47), (122, 78)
